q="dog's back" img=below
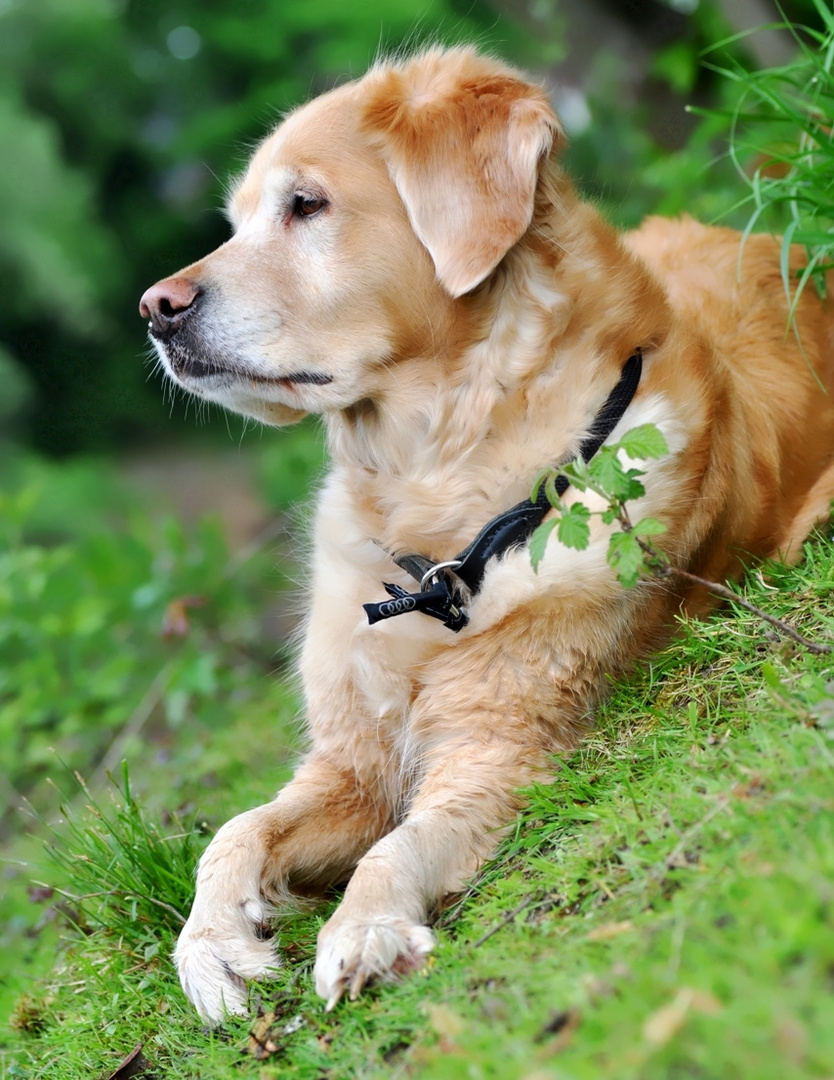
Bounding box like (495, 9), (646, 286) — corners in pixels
(627, 215), (834, 577)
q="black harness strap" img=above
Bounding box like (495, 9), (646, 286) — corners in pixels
(363, 349), (643, 633)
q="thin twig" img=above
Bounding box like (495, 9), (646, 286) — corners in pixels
(42, 883), (187, 925)
(658, 795), (732, 876)
(663, 563), (833, 655)
(135, 894), (187, 924)
(471, 891), (547, 948)
(621, 508), (833, 655)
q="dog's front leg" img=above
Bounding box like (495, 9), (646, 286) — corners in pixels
(312, 625), (591, 1008)
(175, 754), (394, 1023)
(313, 731), (551, 1008)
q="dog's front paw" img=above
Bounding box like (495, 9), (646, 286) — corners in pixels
(314, 913), (434, 1010)
(174, 899), (281, 1024)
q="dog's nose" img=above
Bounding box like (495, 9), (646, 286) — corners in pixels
(140, 277), (202, 339)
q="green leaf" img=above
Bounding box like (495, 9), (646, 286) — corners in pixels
(607, 532), (646, 589)
(617, 424), (669, 461)
(544, 471), (562, 509)
(530, 468), (552, 504)
(651, 39), (700, 95)
(589, 451), (648, 504)
(589, 448), (628, 494)
(529, 518), (559, 572)
(761, 662), (787, 692)
(632, 516), (667, 538)
(619, 473), (647, 502)
(557, 503), (592, 550)
(559, 460), (590, 492)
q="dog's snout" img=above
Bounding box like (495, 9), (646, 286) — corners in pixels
(140, 277), (202, 339)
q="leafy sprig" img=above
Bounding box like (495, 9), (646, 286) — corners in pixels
(530, 423), (832, 653)
(530, 423), (669, 588)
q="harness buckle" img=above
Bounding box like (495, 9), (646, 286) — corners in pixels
(363, 559), (470, 632)
(419, 559), (463, 591)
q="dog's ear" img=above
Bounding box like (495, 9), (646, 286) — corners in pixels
(361, 50), (562, 297)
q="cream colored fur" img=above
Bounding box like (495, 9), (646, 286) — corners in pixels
(139, 47), (834, 1022)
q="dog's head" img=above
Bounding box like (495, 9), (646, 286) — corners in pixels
(140, 48), (562, 426)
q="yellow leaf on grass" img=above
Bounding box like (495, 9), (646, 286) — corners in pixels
(644, 999), (688, 1046)
(425, 1002), (466, 1039)
(587, 920), (634, 941)
(644, 988), (723, 1046)
(688, 989), (723, 1015)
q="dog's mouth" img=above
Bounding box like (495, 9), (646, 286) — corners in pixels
(272, 370), (334, 386)
(158, 338), (333, 391)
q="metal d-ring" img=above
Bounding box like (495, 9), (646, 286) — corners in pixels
(419, 559), (463, 591)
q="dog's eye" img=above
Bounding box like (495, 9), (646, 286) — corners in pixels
(293, 194), (327, 218)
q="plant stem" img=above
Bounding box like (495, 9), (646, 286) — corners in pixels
(659, 561), (833, 655)
(622, 512), (833, 655)
(471, 891), (547, 948)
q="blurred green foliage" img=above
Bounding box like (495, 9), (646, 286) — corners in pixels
(0, 467), (309, 1023)
(556, 0), (833, 228)
(0, 480), (292, 819)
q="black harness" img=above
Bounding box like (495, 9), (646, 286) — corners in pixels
(363, 349), (643, 633)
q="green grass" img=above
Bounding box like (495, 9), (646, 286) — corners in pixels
(0, 441), (313, 1044)
(702, 0), (834, 310)
(3, 532), (833, 1080)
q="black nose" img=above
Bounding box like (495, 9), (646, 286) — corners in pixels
(139, 277), (202, 340)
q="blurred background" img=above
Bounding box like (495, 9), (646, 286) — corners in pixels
(3, 0), (823, 464)
(0, 0), (830, 1011)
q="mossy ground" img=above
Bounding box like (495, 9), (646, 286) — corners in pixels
(3, 536), (833, 1080)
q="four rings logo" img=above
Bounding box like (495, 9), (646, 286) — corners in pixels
(379, 596), (417, 618)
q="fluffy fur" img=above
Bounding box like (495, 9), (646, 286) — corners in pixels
(139, 47), (834, 1022)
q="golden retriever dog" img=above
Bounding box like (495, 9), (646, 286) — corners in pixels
(140, 47), (834, 1023)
